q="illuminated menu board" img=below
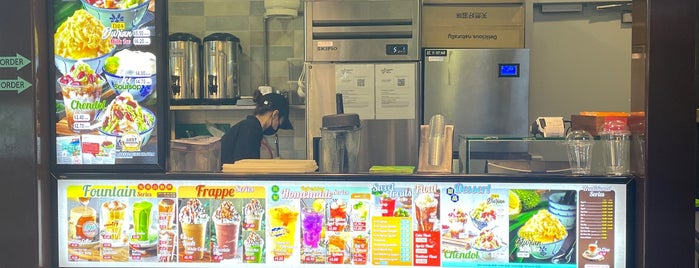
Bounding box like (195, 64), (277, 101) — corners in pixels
(51, 0), (163, 169)
(57, 179), (631, 268)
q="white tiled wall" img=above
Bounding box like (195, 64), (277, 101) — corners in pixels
(169, 0), (307, 159)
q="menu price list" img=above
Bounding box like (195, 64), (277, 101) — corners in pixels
(371, 217), (412, 266)
(578, 188), (615, 267)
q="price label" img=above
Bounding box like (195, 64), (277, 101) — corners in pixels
(274, 255), (285, 261)
(103, 255), (112, 260)
(133, 28), (151, 37)
(132, 255), (141, 260)
(305, 256), (316, 262)
(133, 38), (151, 46)
(183, 255), (194, 261)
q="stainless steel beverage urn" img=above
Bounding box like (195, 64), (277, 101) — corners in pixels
(203, 33), (242, 104)
(169, 33), (202, 105)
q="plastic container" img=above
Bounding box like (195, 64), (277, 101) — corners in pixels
(169, 136), (222, 172)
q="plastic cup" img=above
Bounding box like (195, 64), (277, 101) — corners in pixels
(601, 120), (631, 176)
(565, 130), (595, 176)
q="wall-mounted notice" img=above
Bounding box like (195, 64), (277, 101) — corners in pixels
(335, 64), (375, 120)
(375, 63), (416, 120)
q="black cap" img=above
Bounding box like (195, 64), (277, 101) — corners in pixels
(261, 93), (293, 130)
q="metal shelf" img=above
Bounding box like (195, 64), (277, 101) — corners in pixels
(170, 105), (305, 111)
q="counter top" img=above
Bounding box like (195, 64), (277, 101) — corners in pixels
(170, 105), (305, 111)
(52, 171), (634, 184)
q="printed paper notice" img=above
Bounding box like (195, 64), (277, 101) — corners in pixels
(336, 64), (375, 120)
(375, 63), (416, 120)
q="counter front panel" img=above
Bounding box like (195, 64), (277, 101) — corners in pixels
(55, 175), (632, 268)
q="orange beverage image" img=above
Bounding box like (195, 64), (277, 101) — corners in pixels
(158, 199), (175, 229)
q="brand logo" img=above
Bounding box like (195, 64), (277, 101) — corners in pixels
(317, 46), (338, 51)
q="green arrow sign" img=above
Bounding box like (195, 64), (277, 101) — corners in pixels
(0, 77), (31, 93)
(0, 53), (30, 70)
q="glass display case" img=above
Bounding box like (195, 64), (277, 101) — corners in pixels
(458, 135), (610, 175)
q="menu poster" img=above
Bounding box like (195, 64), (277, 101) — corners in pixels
(371, 183), (413, 266)
(509, 189), (577, 265)
(578, 187), (615, 267)
(52, 0), (161, 167)
(413, 184), (441, 266)
(441, 183), (508, 266)
(66, 183), (175, 263)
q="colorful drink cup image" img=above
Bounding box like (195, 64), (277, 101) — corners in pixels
(243, 199), (264, 231)
(158, 198), (175, 229)
(352, 234), (369, 265)
(301, 209), (324, 248)
(179, 199), (210, 260)
(132, 201), (153, 241)
(157, 229), (176, 262)
(102, 200), (127, 241)
(268, 205), (299, 258)
(380, 195), (396, 216)
(212, 200), (241, 259)
(69, 205), (98, 241)
(328, 199), (348, 231)
(415, 193), (439, 231)
(243, 231), (265, 263)
(58, 60), (105, 133)
(328, 233), (348, 264)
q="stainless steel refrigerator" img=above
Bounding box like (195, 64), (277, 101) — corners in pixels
(422, 49), (530, 153)
(305, 0), (421, 171)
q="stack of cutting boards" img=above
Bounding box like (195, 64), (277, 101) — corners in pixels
(222, 159), (318, 173)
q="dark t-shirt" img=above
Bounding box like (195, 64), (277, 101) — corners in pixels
(220, 115), (263, 164)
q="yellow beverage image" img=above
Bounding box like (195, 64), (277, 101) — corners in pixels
(102, 200), (127, 241)
(181, 222), (208, 259)
(268, 205), (299, 259)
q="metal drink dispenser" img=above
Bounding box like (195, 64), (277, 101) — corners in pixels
(169, 33), (202, 105)
(203, 33), (242, 104)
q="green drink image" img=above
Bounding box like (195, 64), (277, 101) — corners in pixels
(133, 201), (153, 241)
(243, 231), (265, 263)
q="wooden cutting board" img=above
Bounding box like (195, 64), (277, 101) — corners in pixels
(222, 159), (318, 173)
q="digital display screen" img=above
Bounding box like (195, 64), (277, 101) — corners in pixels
(51, 0), (163, 169)
(499, 64), (520, 77)
(56, 177), (631, 268)
(386, 44), (408, 55)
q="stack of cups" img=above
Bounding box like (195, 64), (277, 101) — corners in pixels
(565, 130), (595, 176)
(600, 120), (630, 176)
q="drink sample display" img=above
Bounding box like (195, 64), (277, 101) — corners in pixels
(102, 200), (127, 241)
(69, 205), (97, 241)
(132, 201), (153, 241)
(244, 199), (264, 231)
(179, 199), (210, 260)
(212, 200), (241, 259)
(243, 231), (265, 263)
(158, 198), (175, 229)
(415, 193), (439, 232)
(268, 204), (299, 259)
(302, 209), (324, 248)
